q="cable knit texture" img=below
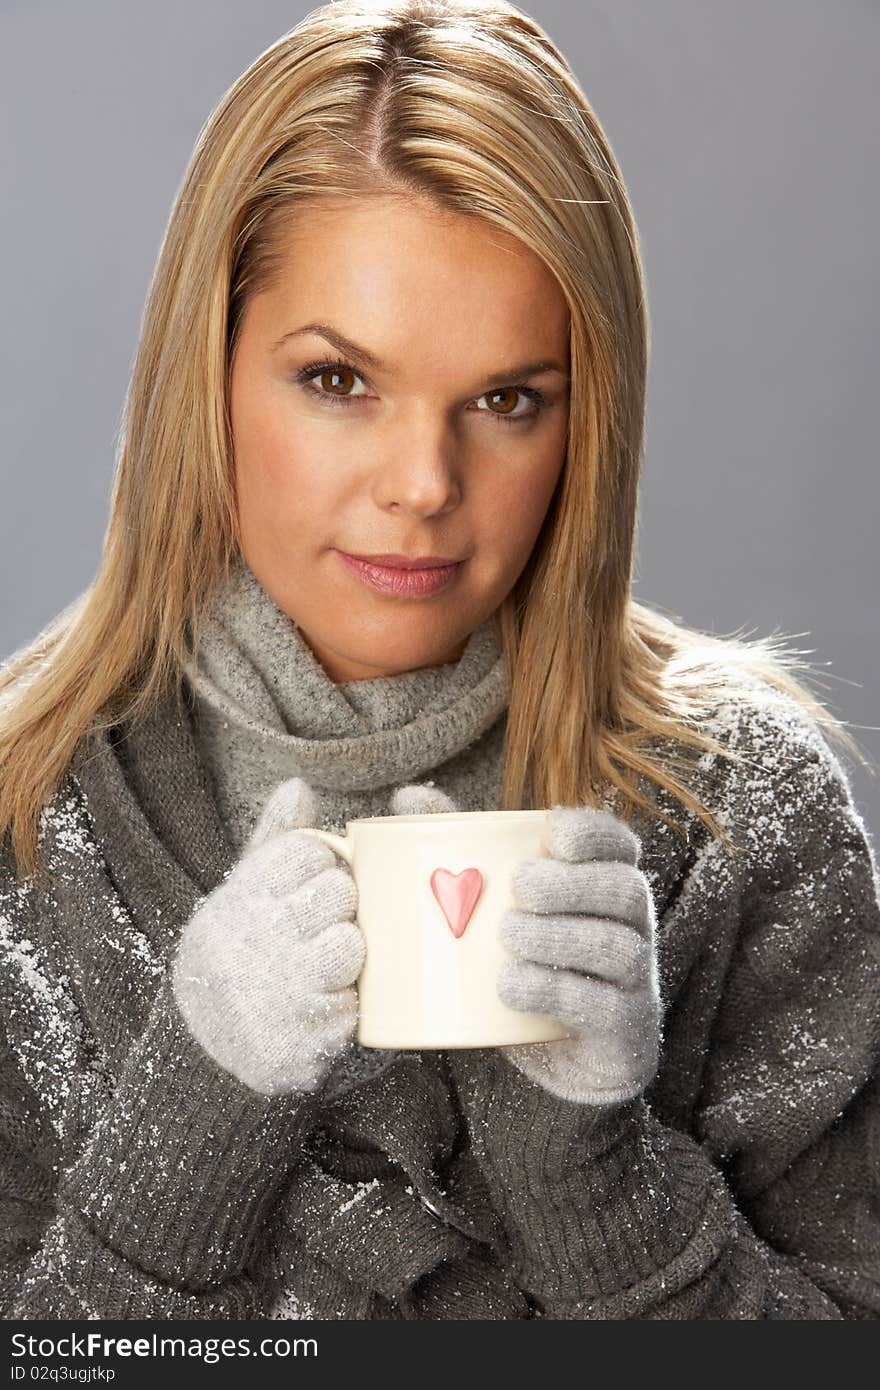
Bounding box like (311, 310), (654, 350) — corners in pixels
(1, 555), (879, 1319)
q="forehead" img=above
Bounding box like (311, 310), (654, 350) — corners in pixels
(254, 195), (569, 365)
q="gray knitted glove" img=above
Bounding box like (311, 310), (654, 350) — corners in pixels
(496, 804), (661, 1105)
(171, 777), (365, 1096)
(391, 786), (661, 1106)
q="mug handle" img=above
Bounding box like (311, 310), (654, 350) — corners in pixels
(296, 826), (353, 866)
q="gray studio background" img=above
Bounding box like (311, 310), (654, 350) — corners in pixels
(1, 1), (877, 832)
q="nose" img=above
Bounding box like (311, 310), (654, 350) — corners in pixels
(371, 413), (462, 519)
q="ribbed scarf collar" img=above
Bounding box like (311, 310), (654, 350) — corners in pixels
(182, 554), (511, 795)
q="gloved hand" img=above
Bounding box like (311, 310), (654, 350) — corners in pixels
(495, 804), (661, 1106)
(171, 777), (365, 1096)
(391, 785), (661, 1108)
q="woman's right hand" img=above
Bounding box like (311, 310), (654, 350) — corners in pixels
(171, 778), (365, 1096)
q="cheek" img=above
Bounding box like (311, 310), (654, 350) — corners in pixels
(477, 434), (566, 557)
(234, 400), (344, 535)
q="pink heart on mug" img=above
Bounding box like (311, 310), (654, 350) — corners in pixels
(430, 867), (484, 939)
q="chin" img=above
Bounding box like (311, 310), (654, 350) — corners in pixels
(338, 626), (468, 678)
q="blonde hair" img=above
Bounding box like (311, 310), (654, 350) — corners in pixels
(0, 0), (871, 880)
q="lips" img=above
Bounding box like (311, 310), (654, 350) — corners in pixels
(337, 550), (462, 598)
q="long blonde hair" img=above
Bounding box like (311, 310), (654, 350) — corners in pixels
(0, 0), (870, 880)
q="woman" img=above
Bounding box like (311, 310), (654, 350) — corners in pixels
(1, 0), (878, 1320)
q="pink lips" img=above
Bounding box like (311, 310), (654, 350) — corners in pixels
(338, 551), (462, 597)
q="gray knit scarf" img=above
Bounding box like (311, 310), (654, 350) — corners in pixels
(183, 554), (512, 847)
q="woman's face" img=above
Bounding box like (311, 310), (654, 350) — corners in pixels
(230, 194), (570, 681)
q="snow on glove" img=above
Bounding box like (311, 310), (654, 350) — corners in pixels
(389, 783), (459, 817)
(171, 777), (365, 1096)
(497, 805), (661, 1106)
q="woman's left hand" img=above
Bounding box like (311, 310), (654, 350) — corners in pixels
(495, 804), (661, 1107)
(391, 788), (661, 1109)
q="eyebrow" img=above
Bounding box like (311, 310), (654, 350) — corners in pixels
(271, 321), (569, 389)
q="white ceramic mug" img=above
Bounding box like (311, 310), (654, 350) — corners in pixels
(299, 808), (573, 1049)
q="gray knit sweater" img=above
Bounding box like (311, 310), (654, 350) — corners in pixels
(1, 561), (879, 1318)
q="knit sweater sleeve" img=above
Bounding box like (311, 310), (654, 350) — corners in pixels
(0, 883), (320, 1318)
(448, 708), (880, 1319)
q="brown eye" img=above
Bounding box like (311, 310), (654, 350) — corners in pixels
(485, 387), (520, 415)
(318, 366), (357, 395)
